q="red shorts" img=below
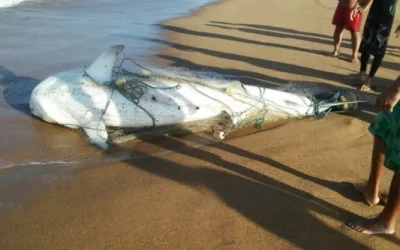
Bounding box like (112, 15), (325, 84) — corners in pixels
(332, 4), (362, 32)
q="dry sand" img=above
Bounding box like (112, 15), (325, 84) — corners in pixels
(1, 0), (400, 249)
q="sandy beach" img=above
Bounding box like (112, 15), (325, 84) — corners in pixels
(1, 0), (400, 249)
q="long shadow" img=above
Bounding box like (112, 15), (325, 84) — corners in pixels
(158, 23), (400, 80)
(154, 23), (398, 92)
(110, 133), (398, 248)
(386, 48), (400, 57)
(146, 28), (394, 93)
(140, 37), (347, 85)
(209, 21), (400, 71)
(206, 22), (351, 49)
(207, 23), (400, 72)
(156, 54), (288, 87)
(156, 24), (330, 57)
(210, 21), (343, 41)
(136, 132), (370, 205)
(0, 66), (41, 116)
(210, 21), (400, 51)
(381, 60), (400, 72)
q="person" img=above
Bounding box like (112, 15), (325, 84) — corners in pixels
(347, 75), (400, 235)
(332, 0), (367, 63)
(357, 0), (398, 91)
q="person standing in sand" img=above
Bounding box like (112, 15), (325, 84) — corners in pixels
(347, 76), (400, 235)
(357, 0), (398, 92)
(332, 0), (369, 63)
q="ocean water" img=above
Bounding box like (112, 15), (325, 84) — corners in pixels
(0, 0), (218, 170)
(0, 0), (219, 117)
(0, 0), (217, 77)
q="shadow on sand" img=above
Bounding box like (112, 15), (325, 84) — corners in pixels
(0, 66), (40, 116)
(104, 130), (400, 248)
(2, 21), (399, 247)
(208, 21), (400, 51)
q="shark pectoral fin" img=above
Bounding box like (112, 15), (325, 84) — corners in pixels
(83, 122), (109, 150)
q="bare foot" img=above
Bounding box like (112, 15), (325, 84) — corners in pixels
(352, 183), (386, 206)
(331, 50), (339, 57)
(346, 218), (395, 235)
(351, 58), (360, 63)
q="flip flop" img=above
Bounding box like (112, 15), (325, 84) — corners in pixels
(359, 84), (377, 92)
(352, 183), (387, 207)
(352, 83), (377, 90)
(345, 220), (395, 235)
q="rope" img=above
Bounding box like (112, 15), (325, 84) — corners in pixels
(84, 55), (352, 143)
(91, 55), (181, 137)
(87, 55), (271, 141)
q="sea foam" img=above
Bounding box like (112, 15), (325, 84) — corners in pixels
(0, 0), (26, 8)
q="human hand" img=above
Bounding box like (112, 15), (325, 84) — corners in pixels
(350, 5), (362, 21)
(375, 81), (400, 112)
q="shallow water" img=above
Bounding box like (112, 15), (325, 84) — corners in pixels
(0, 0), (217, 77)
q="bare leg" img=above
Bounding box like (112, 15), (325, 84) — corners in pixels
(351, 31), (361, 63)
(353, 136), (386, 205)
(347, 172), (400, 235)
(332, 25), (344, 57)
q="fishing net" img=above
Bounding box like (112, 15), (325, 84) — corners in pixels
(92, 53), (361, 144)
(99, 55), (279, 143)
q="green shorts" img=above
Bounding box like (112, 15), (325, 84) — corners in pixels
(369, 106), (400, 174)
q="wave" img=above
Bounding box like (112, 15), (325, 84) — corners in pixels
(0, 0), (27, 8)
(0, 160), (79, 170)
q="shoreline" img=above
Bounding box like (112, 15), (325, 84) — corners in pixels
(1, 0), (400, 249)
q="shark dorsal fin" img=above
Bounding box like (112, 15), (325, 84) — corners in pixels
(84, 45), (125, 85)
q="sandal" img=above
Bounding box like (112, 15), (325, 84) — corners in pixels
(359, 84), (377, 92)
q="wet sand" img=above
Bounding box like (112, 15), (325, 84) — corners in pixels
(1, 0), (400, 249)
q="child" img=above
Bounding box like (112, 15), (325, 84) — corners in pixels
(331, 0), (369, 62)
(347, 75), (400, 235)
